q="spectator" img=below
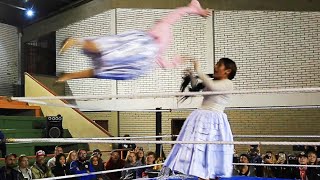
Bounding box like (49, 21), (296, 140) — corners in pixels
(307, 151), (320, 179)
(90, 155), (108, 180)
(121, 151), (142, 179)
(273, 152), (290, 179)
(52, 153), (71, 177)
(118, 135), (136, 158)
(248, 145), (263, 177)
(70, 149), (96, 180)
(47, 145), (64, 169)
(66, 150), (78, 168)
(308, 151), (318, 165)
(135, 147), (145, 165)
(141, 151), (158, 178)
(0, 153), (24, 180)
(31, 150), (54, 179)
(92, 149), (105, 166)
(232, 154), (256, 176)
(16, 155), (33, 180)
(290, 152), (319, 179)
(104, 151), (125, 180)
(262, 151), (275, 178)
(0, 130), (6, 158)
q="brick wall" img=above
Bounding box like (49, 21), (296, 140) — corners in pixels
(214, 11), (320, 90)
(56, 10), (116, 96)
(0, 23), (18, 96)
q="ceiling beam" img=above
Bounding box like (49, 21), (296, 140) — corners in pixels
(22, 0), (320, 42)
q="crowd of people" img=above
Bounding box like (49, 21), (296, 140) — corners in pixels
(0, 145), (162, 180)
(1, 144), (320, 180)
(232, 145), (320, 179)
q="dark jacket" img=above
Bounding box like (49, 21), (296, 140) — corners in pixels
(105, 158), (125, 180)
(0, 166), (24, 180)
(290, 167), (320, 180)
(70, 160), (96, 180)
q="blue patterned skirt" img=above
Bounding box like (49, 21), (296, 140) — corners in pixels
(164, 109), (234, 179)
(83, 31), (159, 80)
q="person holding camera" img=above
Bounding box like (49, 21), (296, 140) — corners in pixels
(262, 151), (276, 178)
(273, 152), (290, 179)
(118, 135), (137, 159)
(233, 154), (256, 176)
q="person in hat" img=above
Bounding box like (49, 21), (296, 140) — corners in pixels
(290, 152), (320, 179)
(31, 150), (54, 178)
(232, 154), (256, 177)
(0, 153), (24, 180)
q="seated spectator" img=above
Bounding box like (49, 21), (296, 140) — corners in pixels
(70, 149), (96, 180)
(104, 151), (125, 180)
(308, 151), (318, 165)
(141, 151), (159, 178)
(135, 147), (145, 165)
(90, 155), (108, 180)
(307, 151), (320, 179)
(290, 152), (319, 179)
(66, 150), (78, 168)
(273, 152), (290, 179)
(0, 153), (24, 180)
(52, 153), (71, 177)
(247, 145), (263, 177)
(232, 154), (256, 176)
(16, 155), (33, 180)
(262, 151), (276, 178)
(121, 151), (142, 179)
(31, 150), (54, 179)
(92, 149), (105, 167)
(47, 145), (64, 169)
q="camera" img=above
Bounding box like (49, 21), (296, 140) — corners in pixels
(265, 155), (271, 159)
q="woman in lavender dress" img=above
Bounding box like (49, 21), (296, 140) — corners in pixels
(164, 58), (237, 180)
(57, 0), (210, 82)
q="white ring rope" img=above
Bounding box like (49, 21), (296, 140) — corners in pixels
(7, 138), (320, 146)
(10, 87), (320, 101)
(7, 135), (320, 145)
(11, 99), (320, 111)
(66, 134), (320, 140)
(234, 135), (320, 138)
(233, 163), (320, 168)
(33, 161), (320, 180)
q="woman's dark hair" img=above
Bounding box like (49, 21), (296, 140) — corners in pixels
(219, 58), (237, 80)
(55, 153), (66, 166)
(180, 58), (237, 101)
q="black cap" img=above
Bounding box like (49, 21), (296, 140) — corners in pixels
(298, 152), (308, 158)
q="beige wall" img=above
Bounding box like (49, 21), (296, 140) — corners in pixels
(25, 74), (113, 154)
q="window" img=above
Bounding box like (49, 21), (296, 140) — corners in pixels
(93, 120), (109, 131)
